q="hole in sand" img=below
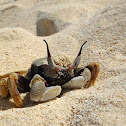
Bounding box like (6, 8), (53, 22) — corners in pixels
(36, 19), (58, 36)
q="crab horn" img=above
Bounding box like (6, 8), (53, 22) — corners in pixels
(72, 41), (87, 69)
(43, 40), (59, 71)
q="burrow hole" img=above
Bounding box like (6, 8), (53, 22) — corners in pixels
(36, 19), (58, 36)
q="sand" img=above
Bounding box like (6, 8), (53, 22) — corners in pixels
(0, 0), (126, 125)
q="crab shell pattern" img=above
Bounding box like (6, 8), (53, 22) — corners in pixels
(0, 40), (99, 107)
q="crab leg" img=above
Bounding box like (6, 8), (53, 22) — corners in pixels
(15, 70), (28, 76)
(30, 74), (61, 102)
(0, 70), (28, 99)
(43, 40), (60, 71)
(84, 63), (100, 88)
(0, 78), (9, 98)
(6, 72), (30, 107)
(7, 73), (24, 107)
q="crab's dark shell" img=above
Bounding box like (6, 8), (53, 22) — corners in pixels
(26, 58), (84, 87)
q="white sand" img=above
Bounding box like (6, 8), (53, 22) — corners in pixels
(0, 0), (126, 125)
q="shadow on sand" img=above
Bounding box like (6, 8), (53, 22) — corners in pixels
(0, 88), (75, 110)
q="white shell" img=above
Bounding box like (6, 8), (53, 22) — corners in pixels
(30, 74), (46, 102)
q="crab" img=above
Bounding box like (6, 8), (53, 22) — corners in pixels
(0, 40), (99, 107)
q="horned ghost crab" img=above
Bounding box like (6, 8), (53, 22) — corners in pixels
(0, 40), (99, 107)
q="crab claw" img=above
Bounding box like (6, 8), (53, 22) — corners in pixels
(41, 86), (61, 101)
(43, 40), (60, 71)
(30, 74), (46, 102)
(62, 68), (91, 89)
(30, 74), (61, 102)
(69, 41), (87, 71)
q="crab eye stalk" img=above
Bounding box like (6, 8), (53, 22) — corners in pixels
(71, 41), (87, 70)
(43, 39), (51, 57)
(77, 41), (87, 57)
(43, 40), (59, 71)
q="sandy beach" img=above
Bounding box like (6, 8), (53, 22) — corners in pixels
(0, 0), (126, 125)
